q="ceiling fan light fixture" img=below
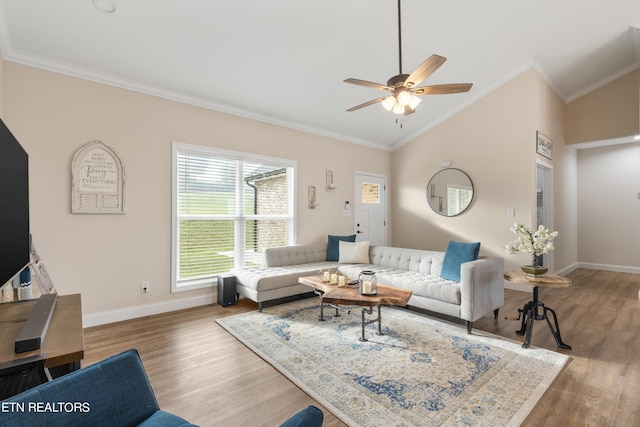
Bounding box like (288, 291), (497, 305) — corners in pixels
(408, 94), (421, 109)
(396, 89), (412, 106)
(392, 103), (405, 115)
(382, 96), (396, 111)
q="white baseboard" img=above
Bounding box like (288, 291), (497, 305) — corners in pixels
(84, 261), (638, 328)
(554, 262), (580, 277)
(576, 262), (640, 275)
(83, 294), (215, 327)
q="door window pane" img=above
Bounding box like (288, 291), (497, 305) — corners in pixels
(361, 182), (380, 204)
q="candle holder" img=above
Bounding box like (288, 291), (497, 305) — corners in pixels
(322, 270), (331, 283)
(330, 271), (339, 285)
(337, 275), (346, 287)
(359, 270), (377, 295)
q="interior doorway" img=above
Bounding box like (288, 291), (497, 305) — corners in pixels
(536, 161), (553, 271)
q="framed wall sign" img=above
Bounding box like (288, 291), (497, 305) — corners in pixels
(71, 140), (125, 214)
(536, 131), (553, 160)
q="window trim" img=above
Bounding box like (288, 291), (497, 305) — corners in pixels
(171, 142), (297, 293)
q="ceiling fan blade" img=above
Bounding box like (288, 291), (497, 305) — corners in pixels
(346, 96), (388, 112)
(404, 54), (447, 88)
(413, 83), (473, 95)
(344, 78), (393, 92)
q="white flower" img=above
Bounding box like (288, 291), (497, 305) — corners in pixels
(503, 223), (558, 257)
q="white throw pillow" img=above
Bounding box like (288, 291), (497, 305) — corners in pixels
(338, 240), (370, 264)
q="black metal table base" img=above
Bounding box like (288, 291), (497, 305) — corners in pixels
(516, 286), (571, 349)
(315, 291), (383, 341)
(359, 306), (383, 342)
(316, 290), (351, 321)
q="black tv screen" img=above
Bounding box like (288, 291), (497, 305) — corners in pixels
(0, 118), (30, 288)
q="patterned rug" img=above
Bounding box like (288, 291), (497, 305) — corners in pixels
(216, 298), (569, 427)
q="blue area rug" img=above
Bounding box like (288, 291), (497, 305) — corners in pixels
(217, 298), (569, 426)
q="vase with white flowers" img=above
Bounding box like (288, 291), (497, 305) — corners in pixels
(503, 223), (558, 276)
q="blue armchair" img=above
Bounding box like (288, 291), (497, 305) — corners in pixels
(1, 349), (323, 426)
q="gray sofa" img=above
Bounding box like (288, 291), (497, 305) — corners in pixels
(232, 243), (504, 332)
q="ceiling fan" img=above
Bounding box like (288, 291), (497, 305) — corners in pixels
(344, 0), (473, 116)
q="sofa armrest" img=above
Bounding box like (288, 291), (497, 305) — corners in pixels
(459, 257), (504, 322)
(264, 243), (327, 267)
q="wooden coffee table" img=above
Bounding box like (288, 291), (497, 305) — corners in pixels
(298, 275), (412, 342)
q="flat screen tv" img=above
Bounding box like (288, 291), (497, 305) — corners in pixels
(0, 117), (30, 289)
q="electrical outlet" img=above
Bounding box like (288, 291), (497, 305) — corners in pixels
(141, 281), (150, 293)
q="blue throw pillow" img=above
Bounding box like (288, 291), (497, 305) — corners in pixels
(440, 241), (480, 282)
(326, 234), (356, 261)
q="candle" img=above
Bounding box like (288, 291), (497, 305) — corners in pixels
(323, 271), (330, 282)
(331, 273), (338, 285)
(362, 280), (372, 294)
(338, 275), (346, 287)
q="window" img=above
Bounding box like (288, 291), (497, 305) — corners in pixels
(172, 143), (296, 292)
(446, 184), (473, 216)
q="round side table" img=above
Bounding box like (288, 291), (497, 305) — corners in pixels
(504, 271), (572, 349)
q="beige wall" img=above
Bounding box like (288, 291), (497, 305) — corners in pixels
(566, 69), (640, 145)
(577, 142), (640, 269)
(2, 62), (391, 323)
(532, 69), (578, 273)
(391, 69), (578, 274)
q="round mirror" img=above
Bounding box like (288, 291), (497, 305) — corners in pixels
(426, 168), (474, 216)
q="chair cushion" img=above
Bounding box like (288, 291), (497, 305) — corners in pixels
(325, 234), (356, 261)
(440, 241), (480, 282)
(396, 275), (461, 304)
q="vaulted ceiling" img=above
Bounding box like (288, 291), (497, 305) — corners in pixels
(1, 0), (639, 150)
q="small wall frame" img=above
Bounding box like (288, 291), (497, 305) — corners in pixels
(536, 131), (553, 160)
(308, 185), (317, 209)
(71, 140), (125, 214)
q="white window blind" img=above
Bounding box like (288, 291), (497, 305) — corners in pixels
(172, 143), (296, 292)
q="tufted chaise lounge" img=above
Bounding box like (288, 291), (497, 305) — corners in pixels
(232, 243), (339, 310)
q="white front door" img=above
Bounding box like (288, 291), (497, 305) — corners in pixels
(354, 172), (387, 246)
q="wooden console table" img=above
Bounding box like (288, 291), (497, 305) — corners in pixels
(504, 271), (571, 350)
(0, 294), (84, 376)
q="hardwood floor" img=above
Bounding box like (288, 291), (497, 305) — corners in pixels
(83, 269), (640, 426)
